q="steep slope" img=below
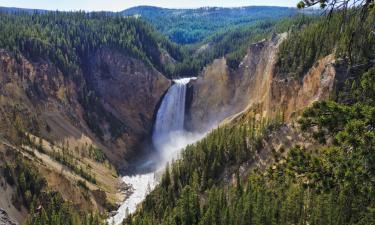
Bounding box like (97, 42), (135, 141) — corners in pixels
(0, 208), (18, 225)
(0, 5), (373, 225)
(0, 11), (173, 223)
(187, 8), (375, 129)
(186, 34), (336, 131)
(86, 48), (170, 167)
(0, 45), (144, 224)
(0, 44), (169, 169)
(0, 11), (176, 167)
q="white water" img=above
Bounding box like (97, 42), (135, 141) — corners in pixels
(108, 173), (156, 225)
(108, 77), (201, 225)
(152, 78), (191, 154)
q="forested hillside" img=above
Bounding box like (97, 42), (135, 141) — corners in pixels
(194, 16), (313, 70)
(0, 2), (374, 225)
(166, 15), (316, 77)
(124, 6), (375, 225)
(122, 6), (299, 44)
(0, 10), (176, 161)
(0, 10), (179, 225)
(0, 10), (184, 77)
(276, 8), (375, 78)
(0, 8), (314, 78)
(1, 147), (107, 225)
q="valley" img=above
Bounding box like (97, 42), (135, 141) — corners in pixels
(0, 1), (374, 225)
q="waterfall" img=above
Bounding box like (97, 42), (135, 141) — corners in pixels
(108, 77), (197, 225)
(152, 78), (192, 154)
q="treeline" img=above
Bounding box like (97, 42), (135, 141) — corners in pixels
(167, 15), (315, 77)
(204, 15), (314, 70)
(22, 134), (99, 184)
(0, 9), (321, 78)
(276, 8), (375, 78)
(50, 150), (97, 184)
(0, 10), (183, 77)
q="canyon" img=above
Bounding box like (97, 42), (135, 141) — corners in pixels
(1, 5), (373, 225)
(107, 33), (339, 224)
(0, 32), (338, 224)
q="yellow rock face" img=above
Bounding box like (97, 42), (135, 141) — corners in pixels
(187, 34), (336, 131)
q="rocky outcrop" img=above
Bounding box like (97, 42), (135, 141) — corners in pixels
(0, 209), (18, 225)
(267, 54), (335, 120)
(186, 34), (336, 131)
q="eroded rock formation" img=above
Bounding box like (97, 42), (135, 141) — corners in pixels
(186, 34), (336, 131)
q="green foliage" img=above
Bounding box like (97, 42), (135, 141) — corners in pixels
(0, 9), (315, 78)
(128, 94), (374, 225)
(25, 136), (97, 184)
(122, 6), (298, 44)
(125, 116), (283, 225)
(4, 156), (47, 209)
(3, 162), (15, 185)
(168, 16), (314, 76)
(276, 8), (375, 78)
(25, 192), (106, 225)
(88, 145), (106, 163)
(0, 10), (184, 78)
(1, 6), (374, 225)
(77, 180), (89, 191)
(209, 16), (312, 71)
(127, 30), (375, 225)
(2, 152), (105, 225)
(0, 10), (188, 138)
(297, 0), (374, 10)
(339, 66), (375, 105)
(50, 150), (97, 184)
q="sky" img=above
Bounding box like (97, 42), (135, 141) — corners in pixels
(0, 0), (298, 12)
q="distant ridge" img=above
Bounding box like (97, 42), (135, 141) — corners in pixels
(0, 5), (314, 45)
(121, 6), (299, 44)
(0, 6), (48, 13)
(122, 5), (297, 16)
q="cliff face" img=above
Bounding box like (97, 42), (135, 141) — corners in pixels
(185, 57), (232, 130)
(268, 54), (335, 120)
(0, 49), (81, 138)
(0, 208), (18, 225)
(186, 34), (336, 131)
(88, 48), (170, 166)
(0, 47), (170, 221)
(0, 48), (169, 167)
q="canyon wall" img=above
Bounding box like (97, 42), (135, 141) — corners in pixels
(0, 48), (170, 222)
(0, 48), (170, 167)
(0, 31), (337, 224)
(88, 48), (170, 166)
(186, 34), (336, 131)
